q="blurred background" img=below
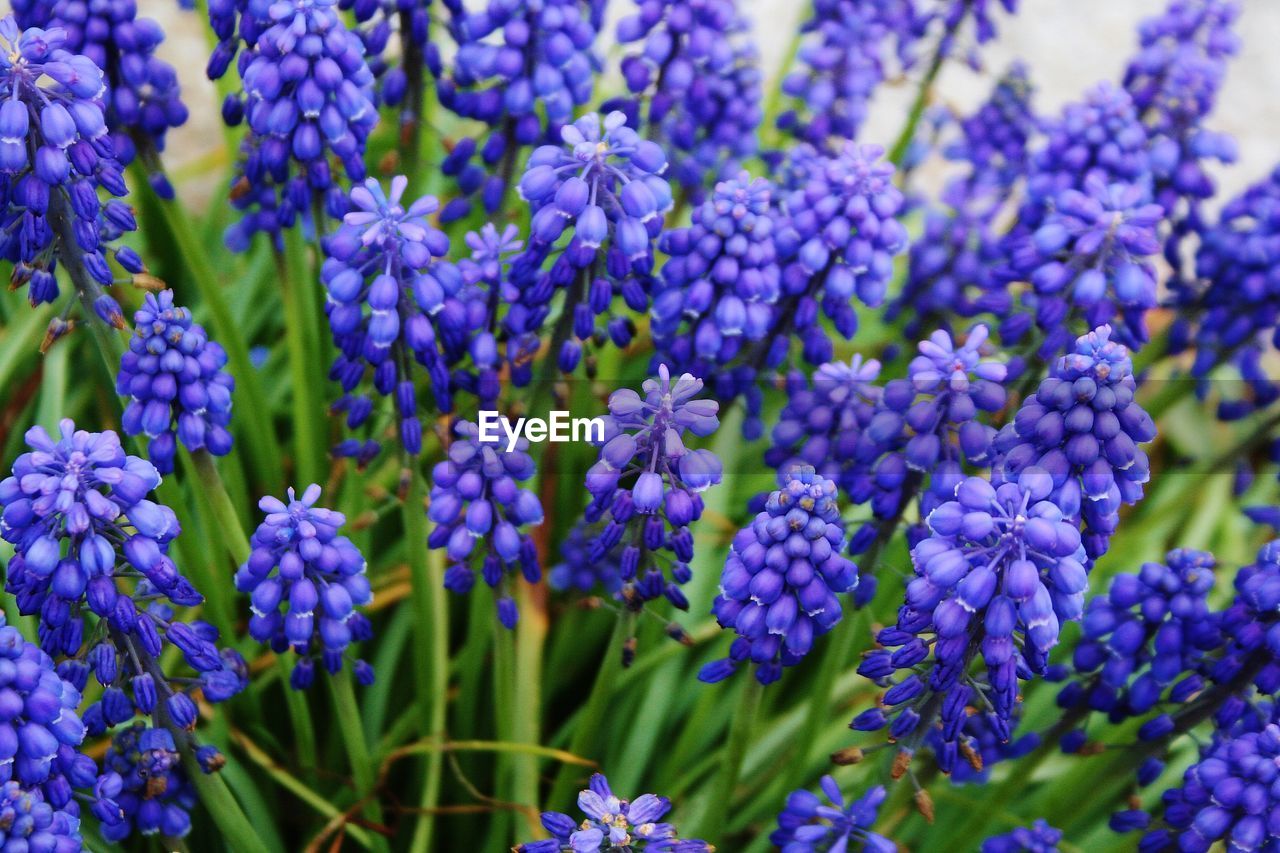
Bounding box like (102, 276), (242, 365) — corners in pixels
(134, 0), (1280, 208)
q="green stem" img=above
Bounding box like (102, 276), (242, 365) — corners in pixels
(888, 34), (952, 168)
(276, 238), (324, 488)
(490, 621), (518, 848)
(278, 657), (319, 772)
(546, 614), (632, 808)
(329, 669), (389, 852)
(183, 758), (272, 853)
(189, 448), (252, 562)
(511, 581), (545, 831)
(406, 473), (448, 853)
(693, 676), (764, 843)
(138, 169), (284, 493)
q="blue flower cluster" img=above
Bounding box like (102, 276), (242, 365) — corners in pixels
(13, 0), (188, 197)
(1124, 0), (1240, 266)
(776, 0), (915, 147)
(0, 16), (138, 328)
(580, 366), (720, 612)
(774, 142), (908, 360)
(650, 173), (779, 397)
(323, 175), (455, 456)
(888, 64), (1036, 338)
(436, 0), (602, 219)
(219, 0), (378, 249)
(608, 0), (762, 194)
(1020, 82), (1152, 229)
(1134, 714), (1280, 852)
(0, 421), (244, 745)
(98, 724), (196, 842)
(981, 819), (1062, 853)
(0, 779), (83, 850)
(701, 466), (858, 685)
(0, 614), (98, 837)
(1172, 165), (1280, 419)
(854, 468), (1089, 768)
(766, 325), (1006, 591)
(429, 420), (544, 628)
(771, 777), (894, 853)
(117, 290), (236, 475)
(1004, 177), (1164, 357)
(237, 485), (374, 688)
(510, 111), (672, 375)
(518, 110), (671, 269)
(517, 773), (710, 852)
(1057, 549), (1218, 737)
(994, 325), (1156, 560)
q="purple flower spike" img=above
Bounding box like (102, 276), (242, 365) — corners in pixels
(323, 175), (464, 457)
(854, 466), (1088, 773)
(608, 0), (762, 193)
(771, 777), (895, 853)
(220, 0), (378, 249)
(428, 420), (544, 628)
(0, 15), (138, 329)
(994, 325), (1155, 560)
(117, 291), (236, 475)
(701, 466), (858, 685)
(236, 484), (374, 686)
(14, 0), (188, 195)
(516, 773), (711, 852)
(578, 366), (720, 620)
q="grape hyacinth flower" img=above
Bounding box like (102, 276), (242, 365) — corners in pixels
(580, 365), (720, 613)
(0, 780), (83, 850)
(1057, 549), (1219, 736)
(117, 290), (236, 475)
(776, 0), (916, 148)
(980, 819), (1062, 853)
(1019, 81), (1151, 233)
(340, 0), (434, 129)
(428, 420), (544, 628)
(765, 326), (1006, 581)
(853, 468), (1089, 772)
(97, 723), (197, 842)
(549, 523), (622, 596)
(1123, 0), (1240, 270)
(770, 777), (895, 853)
(1004, 176), (1164, 358)
(516, 773), (711, 852)
(650, 173), (779, 421)
(509, 110), (672, 377)
(772, 142), (908, 365)
(518, 110), (672, 272)
(1134, 718), (1280, 852)
(1, 420), (184, 656)
(888, 65), (1036, 337)
(993, 325), (1156, 560)
(700, 466), (858, 685)
(1171, 164), (1280, 420)
(764, 354), (884, 501)
(13, 0), (188, 197)
(0, 420), (246, 729)
(435, 0), (602, 219)
(0, 16), (141, 331)
(237, 485), (374, 688)
(221, 0), (378, 250)
(323, 175), (456, 456)
(609, 0), (762, 194)
(0, 613), (100, 828)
